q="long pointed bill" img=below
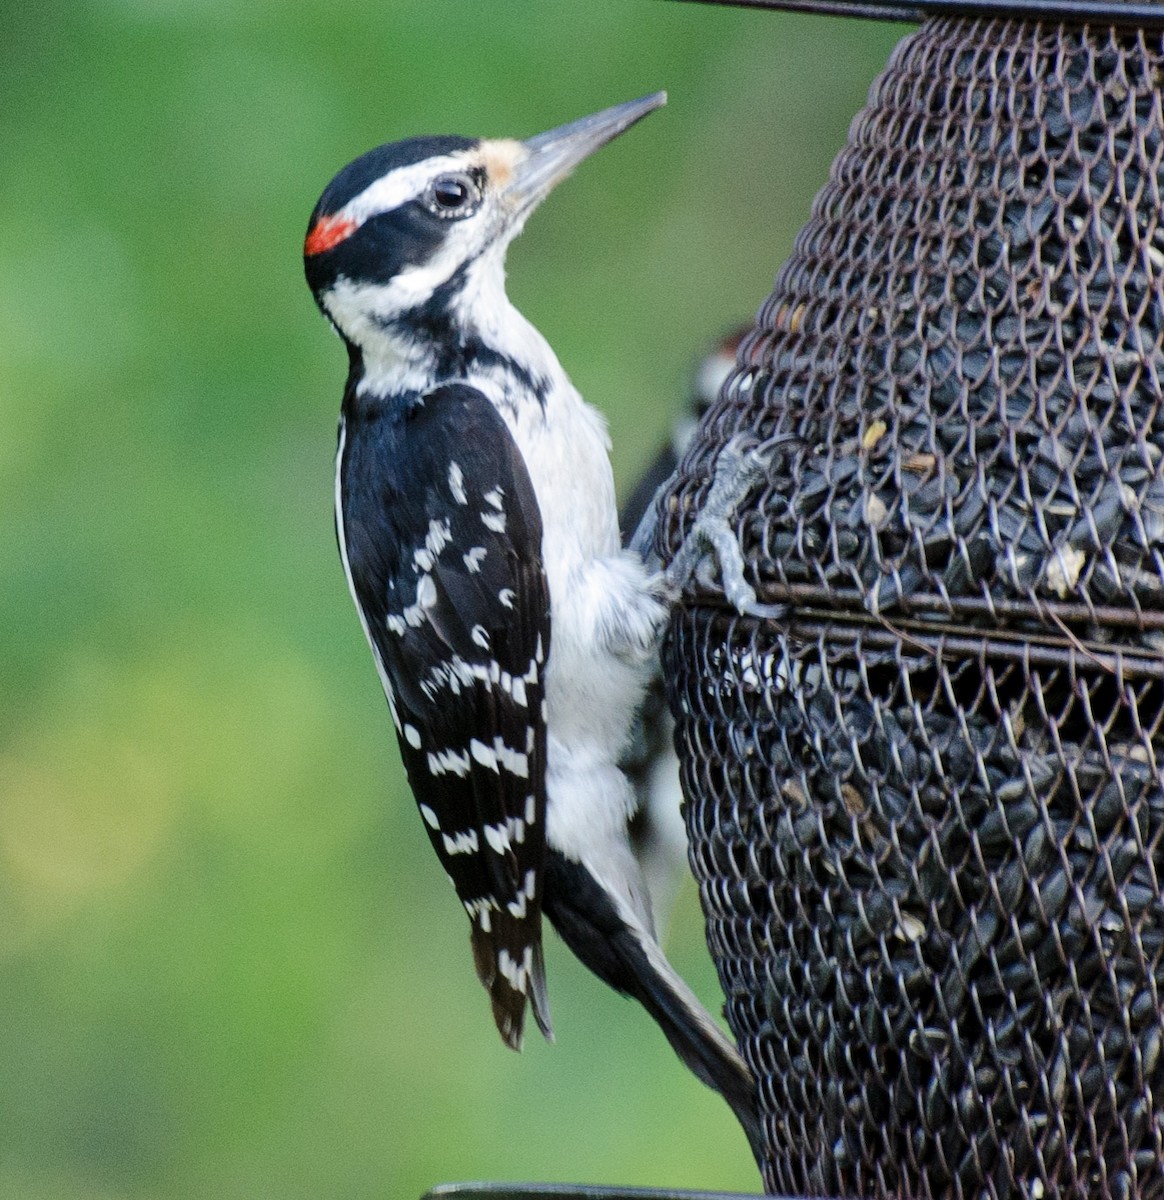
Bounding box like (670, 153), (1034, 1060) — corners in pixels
(504, 92), (667, 217)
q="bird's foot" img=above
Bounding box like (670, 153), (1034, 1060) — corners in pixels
(666, 435), (787, 620)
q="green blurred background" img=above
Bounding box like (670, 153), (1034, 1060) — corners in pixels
(0, 3), (905, 1197)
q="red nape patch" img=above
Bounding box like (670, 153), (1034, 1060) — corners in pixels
(304, 214), (358, 256)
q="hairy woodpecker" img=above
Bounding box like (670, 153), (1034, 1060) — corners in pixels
(621, 327), (749, 932)
(303, 95), (760, 1146)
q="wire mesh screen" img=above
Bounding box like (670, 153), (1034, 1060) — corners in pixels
(660, 16), (1164, 1199)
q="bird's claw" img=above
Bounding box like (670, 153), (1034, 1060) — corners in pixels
(666, 436), (788, 620)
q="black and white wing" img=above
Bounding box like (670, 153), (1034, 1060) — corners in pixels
(337, 381), (551, 1049)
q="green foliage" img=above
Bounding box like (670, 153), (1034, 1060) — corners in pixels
(0, 3), (904, 1197)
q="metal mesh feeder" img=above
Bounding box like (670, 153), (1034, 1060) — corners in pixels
(661, 11), (1164, 1199)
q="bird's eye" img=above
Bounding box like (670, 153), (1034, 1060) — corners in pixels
(426, 173), (481, 219)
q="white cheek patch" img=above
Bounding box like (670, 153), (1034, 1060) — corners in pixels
(324, 218), (490, 341)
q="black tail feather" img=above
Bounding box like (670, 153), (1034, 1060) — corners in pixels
(542, 849), (762, 1158)
(470, 913), (553, 1052)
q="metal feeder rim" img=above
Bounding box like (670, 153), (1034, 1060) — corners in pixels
(424, 1185), (775, 1200)
(674, 0), (1164, 26)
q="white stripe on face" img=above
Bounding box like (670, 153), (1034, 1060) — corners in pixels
(336, 154), (469, 231)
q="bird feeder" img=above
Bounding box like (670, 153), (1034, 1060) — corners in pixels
(661, 2), (1164, 1196)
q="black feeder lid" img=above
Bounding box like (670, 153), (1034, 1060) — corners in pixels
(424, 1185), (773, 1200)
(677, 0), (1164, 26)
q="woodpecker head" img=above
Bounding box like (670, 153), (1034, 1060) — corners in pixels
(304, 92), (666, 360)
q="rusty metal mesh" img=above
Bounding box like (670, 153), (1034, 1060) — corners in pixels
(660, 16), (1164, 1199)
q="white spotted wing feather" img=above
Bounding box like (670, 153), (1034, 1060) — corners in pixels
(336, 380), (552, 1048)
